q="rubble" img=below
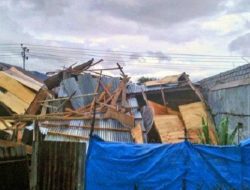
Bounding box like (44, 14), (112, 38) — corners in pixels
(0, 59), (218, 145)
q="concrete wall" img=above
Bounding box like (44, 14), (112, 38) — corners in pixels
(200, 64), (250, 141)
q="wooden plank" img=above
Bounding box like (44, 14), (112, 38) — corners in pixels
(111, 77), (129, 106)
(131, 123), (144, 143)
(144, 73), (184, 86)
(104, 108), (135, 128)
(0, 72), (35, 103)
(48, 131), (89, 140)
(26, 86), (49, 115)
(44, 59), (95, 90)
(4, 67), (43, 91)
(99, 81), (112, 97)
(148, 101), (168, 115)
(148, 100), (179, 116)
(0, 91), (29, 114)
(182, 74), (207, 105)
(154, 115), (185, 143)
(121, 83), (127, 107)
(179, 102), (217, 144)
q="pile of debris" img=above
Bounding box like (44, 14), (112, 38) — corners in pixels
(12, 59), (142, 144)
(129, 73), (217, 144)
(0, 59), (218, 145)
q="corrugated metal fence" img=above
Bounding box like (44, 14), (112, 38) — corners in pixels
(32, 141), (86, 190)
(0, 142), (29, 190)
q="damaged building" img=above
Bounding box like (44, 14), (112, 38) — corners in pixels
(1, 58), (250, 189)
(200, 63), (250, 141)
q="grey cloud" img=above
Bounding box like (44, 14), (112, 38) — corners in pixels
(226, 0), (250, 14)
(147, 51), (171, 61)
(0, 0), (235, 45)
(128, 51), (171, 63)
(90, 0), (228, 28)
(6, 0), (70, 16)
(229, 33), (250, 55)
(129, 53), (141, 60)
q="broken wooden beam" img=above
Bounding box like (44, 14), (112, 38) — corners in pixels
(104, 108), (135, 128)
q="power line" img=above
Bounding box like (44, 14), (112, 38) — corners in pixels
(0, 43), (246, 71)
(1, 43), (249, 58)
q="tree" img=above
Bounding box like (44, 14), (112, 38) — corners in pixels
(137, 76), (157, 84)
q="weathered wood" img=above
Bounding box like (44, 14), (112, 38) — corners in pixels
(183, 74), (206, 105)
(116, 63), (125, 77)
(121, 83), (127, 108)
(0, 71), (36, 104)
(26, 86), (49, 115)
(44, 59), (95, 89)
(160, 85), (167, 105)
(0, 114), (102, 121)
(179, 102), (217, 144)
(148, 100), (180, 116)
(48, 131), (89, 140)
(111, 77), (129, 106)
(38, 93), (98, 103)
(104, 108), (134, 128)
(0, 139), (32, 154)
(131, 123), (144, 143)
(154, 115), (185, 143)
(0, 91), (29, 114)
(99, 81), (112, 97)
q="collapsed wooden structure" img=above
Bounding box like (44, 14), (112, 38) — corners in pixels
(0, 59), (220, 189)
(0, 59), (217, 146)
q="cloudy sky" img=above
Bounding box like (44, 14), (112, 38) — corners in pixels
(0, 0), (250, 81)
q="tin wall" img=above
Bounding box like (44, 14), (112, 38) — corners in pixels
(34, 141), (86, 190)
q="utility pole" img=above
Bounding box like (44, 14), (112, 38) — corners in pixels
(21, 44), (29, 70)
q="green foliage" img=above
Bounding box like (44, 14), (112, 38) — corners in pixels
(199, 117), (242, 145)
(199, 118), (210, 144)
(137, 76), (157, 84)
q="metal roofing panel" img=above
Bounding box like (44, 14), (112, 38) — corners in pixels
(127, 97), (142, 119)
(127, 97), (139, 108)
(127, 83), (182, 94)
(41, 119), (133, 143)
(77, 73), (96, 104)
(101, 76), (120, 92)
(127, 83), (145, 94)
(60, 77), (85, 108)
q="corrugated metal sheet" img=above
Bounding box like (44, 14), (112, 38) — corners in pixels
(77, 73), (96, 105)
(60, 77), (85, 109)
(0, 142), (29, 190)
(36, 141), (86, 190)
(47, 75), (142, 143)
(101, 76), (120, 92)
(0, 141), (27, 159)
(128, 97), (142, 119)
(40, 119), (133, 143)
(127, 83), (146, 94)
(208, 84), (250, 140)
(59, 75), (121, 108)
(127, 83), (179, 94)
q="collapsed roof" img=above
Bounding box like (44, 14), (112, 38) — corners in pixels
(0, 59), (217, 145)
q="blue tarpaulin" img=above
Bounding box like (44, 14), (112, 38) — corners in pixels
(85, 135), (250, 190)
